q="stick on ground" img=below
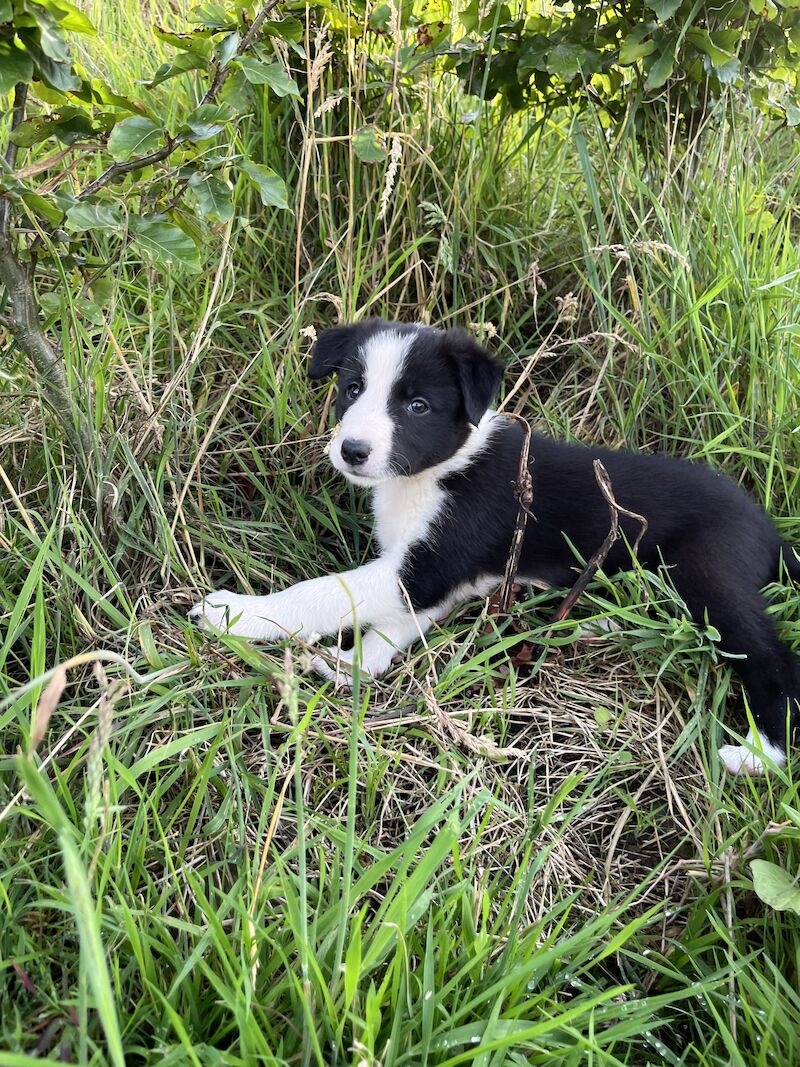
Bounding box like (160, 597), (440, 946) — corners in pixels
(549, 459), (648, 629)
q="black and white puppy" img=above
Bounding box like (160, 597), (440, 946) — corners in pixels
(190, 319), (799, 775)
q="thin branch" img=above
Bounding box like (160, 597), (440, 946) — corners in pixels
(499, 413), (536, 614)
(0, 245), (92, 464)
(200, 0), (282, 104)
(79, 0), (282, 200)
(0, 83), (96, 470)
(78, 139), (176, 199)
(4, 82), (28, 170)
(547, 460), (649, 632)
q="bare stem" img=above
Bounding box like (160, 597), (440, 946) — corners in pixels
(1, 82), (95, 469)
(0, 83), (28, 237)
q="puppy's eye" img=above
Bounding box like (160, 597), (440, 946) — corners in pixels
(408, 398), (429, 415)
(345, 381), (363, 401)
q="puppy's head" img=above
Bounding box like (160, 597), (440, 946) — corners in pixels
(309, 319), (503, 486)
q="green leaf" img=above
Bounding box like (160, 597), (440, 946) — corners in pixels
(263, 16), (304, 43)
(192, 2), (234, 28)
(43, 0), (96, 34)
(188, 172), (234, 223)
(75, 295), (104, 324)
(686, 28), (734, 67)
(10, 116), (58, 147)
(29, 4), (72, 62)
(65, 201), (125, 233)
(21, 190), (64, 226)
(715, 57), (741, 85)
(219, 30), (240, 67)
(81, 77), (141, 113)
(648, 0), (683, 18)
(517, 35), (550, 76)
(593, 707), (613, 729)
(138, 50), (207, 89)
(153, 25), (213, 51)
(353, 125), (387, 163)
(48, 0), (97, 34)
(21, 38), (81, 91)
(786, 101), (800, 126)
(178, 102), (232, 141)
(12, 107), (96, 147)
(546, 43), (589, 81)
(241, 161), (291, 210)
(130, 216), (201, 271)
(645, 38), (676, 90)
(220, 67), (251, 113)
(107, 115), (163, 161)
(619, 27), (657, 65)
(53, 110), (97, 145)
(0, 0), (12, 19)
(89, 275), (115, 307)
(751, 860), (800, 913)
(236, 56), (301, 96)
(0, 41), (34, 95)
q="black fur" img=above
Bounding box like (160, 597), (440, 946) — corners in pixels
(318, 319), (800, 753)
(401, 426), (800, 761)
(317, 319), (505, 476)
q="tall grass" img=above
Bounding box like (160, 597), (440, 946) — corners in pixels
(1, 1), (799, 1063)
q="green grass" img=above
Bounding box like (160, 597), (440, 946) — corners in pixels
(1, 2), (800, 1064)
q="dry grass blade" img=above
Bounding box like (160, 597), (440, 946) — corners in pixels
(420, 684), (524, 760)
(30, 665), (67, 753)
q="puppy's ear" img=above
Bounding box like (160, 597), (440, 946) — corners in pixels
(308, 325), (356, 380)
(446, 329), (504, 426)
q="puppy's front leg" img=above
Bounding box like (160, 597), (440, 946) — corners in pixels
(312, 613), (428, 686)
(189, 558), (401, 642)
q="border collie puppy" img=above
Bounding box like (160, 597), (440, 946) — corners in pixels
(190, 319), (799, 775)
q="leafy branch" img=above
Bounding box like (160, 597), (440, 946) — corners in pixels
(78, 0), (282, 200)
(0, 0), (295, 507)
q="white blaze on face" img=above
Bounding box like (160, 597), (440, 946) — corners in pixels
(329, 329), (417, 485)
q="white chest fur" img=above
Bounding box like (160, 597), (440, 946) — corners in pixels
(373, 471), (445, 557)
(371, 411), (502, 560)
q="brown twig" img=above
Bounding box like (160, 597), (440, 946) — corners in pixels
(548, 459), (648, 630)
(499, 413), (536, 614)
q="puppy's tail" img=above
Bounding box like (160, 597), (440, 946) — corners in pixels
(779, 542), (800, 584)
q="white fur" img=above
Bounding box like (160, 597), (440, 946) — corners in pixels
(191, 558), (403, 642)
(311, 573), (500, 686)
(328, 328), (417, 485)
(718, 728), (787, 776)
(373, 409), (500, 553)
(190, 412), (504, 682)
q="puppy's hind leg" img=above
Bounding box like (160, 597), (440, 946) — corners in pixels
(717, 624), (797, 775)
(681, 577), (796, 775)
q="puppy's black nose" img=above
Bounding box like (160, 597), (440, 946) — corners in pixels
(341, 438), (371, 466)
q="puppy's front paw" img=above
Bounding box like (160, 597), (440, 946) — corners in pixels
(310, 646), (355, 690)
(189, 590), (248, 634)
